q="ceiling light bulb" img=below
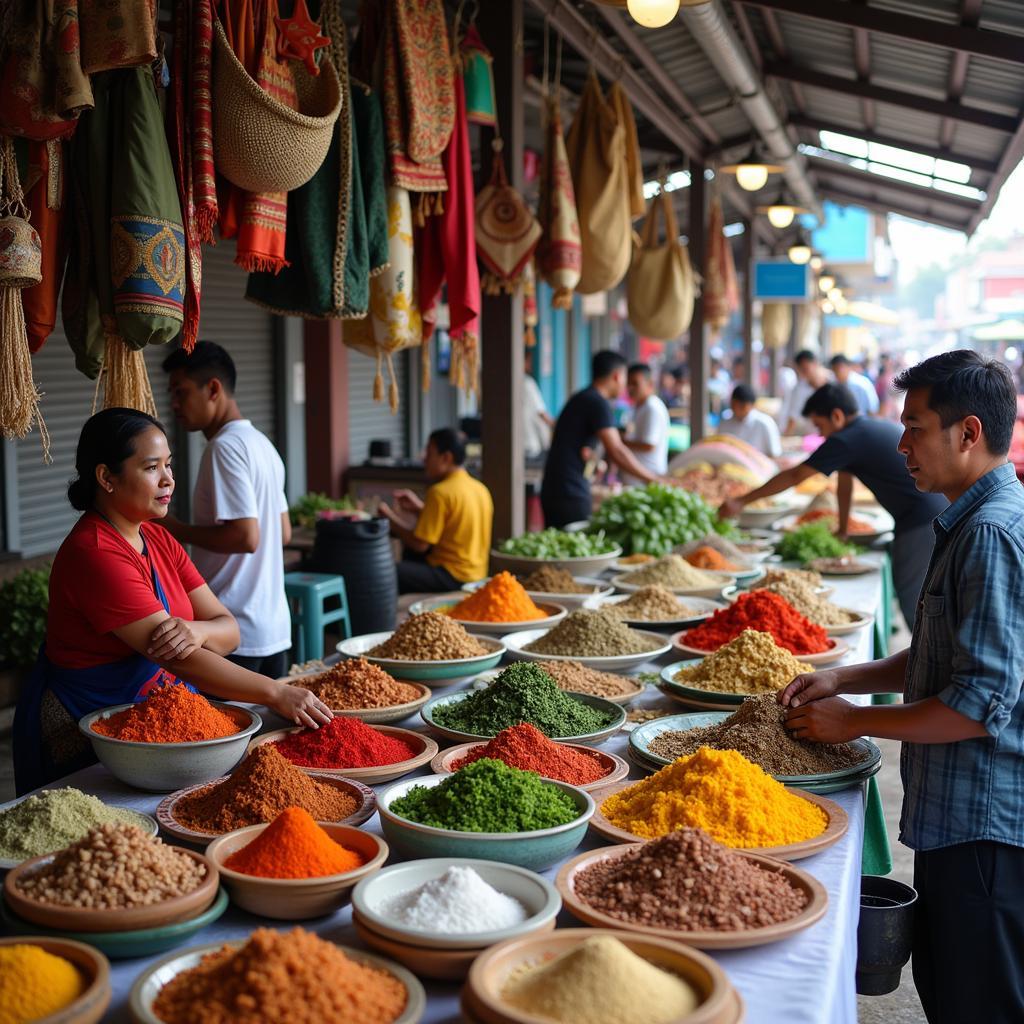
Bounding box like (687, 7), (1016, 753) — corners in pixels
(827, 287), (843, 302)
(788, 244), (812, 265)
(626, 0), (680, 28)
(810, 256), (823, 271)
(818, 275), (836, 292)
(822, 301), (834, 314)
(735, 163), (769, 191)
(766, 205), (796, 229)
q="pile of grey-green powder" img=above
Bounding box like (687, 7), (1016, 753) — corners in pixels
(523, 609), (657, 658)
(431, 662), (616, 737)
(0, 787), (144, 861)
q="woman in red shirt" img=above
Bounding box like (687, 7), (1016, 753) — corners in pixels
(14, 408), (332, 793)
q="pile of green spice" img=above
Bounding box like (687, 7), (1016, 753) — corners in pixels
(389, 759), (580, 832)
(523, 609), (657, 658)
(0, 788), (145, 861)
(431, 662), (616, 737)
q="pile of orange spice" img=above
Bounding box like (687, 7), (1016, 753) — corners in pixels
(683, 546), (739, 571)
(224, 807), (365, 879)
(92, 684), (240, 743)
(447, 571), (547, 623)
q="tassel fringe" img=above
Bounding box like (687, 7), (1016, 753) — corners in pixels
(0, 290), (50, 462)
(235, 253), (290, 274)
(93, 323), (158, 418)
(552, 287), (574, 310)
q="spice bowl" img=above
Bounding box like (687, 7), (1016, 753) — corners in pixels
(248, 725), (440, 785)
(672, 635), (851, 667)
(462, 577), (615, 609)
(501, 628), (673, 673)
(205, 824), (388, 920)
(488, 547), (623, 579)
(409, 593), (569, 635)
(378, 775), (595, 871)
(336, 632), (506, 682)
(0, 935), (111, 1024)
(430, 741), (630, 794)
(129, 940), (427, 1024)
(463, 928), (742, 1024)
(4, 848), (219, 934)
(78, 704), (262, 792)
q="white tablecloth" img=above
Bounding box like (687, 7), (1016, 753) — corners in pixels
(6, 560), (886, 1023)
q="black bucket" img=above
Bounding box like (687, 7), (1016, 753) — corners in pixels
(856, 875), (918, 996)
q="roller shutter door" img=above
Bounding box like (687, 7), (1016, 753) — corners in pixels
(346, 349), (409, 465)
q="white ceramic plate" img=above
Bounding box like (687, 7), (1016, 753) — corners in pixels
(408, 593), (568, 635)
(775, 507), (895, 542)
(672, 635), (850, 666)
(336, 632), (505, 683)
(582, 593), (725, 631)
(610, 573), (731, 600)
(462, 576), (614, 608)
(501, 627), (672, 672)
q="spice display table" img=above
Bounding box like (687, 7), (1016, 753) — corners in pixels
(12, 561), (887, 1023)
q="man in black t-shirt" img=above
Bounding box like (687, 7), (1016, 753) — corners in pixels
(541, 351), (661, 528)
(720, 383), (948, 627)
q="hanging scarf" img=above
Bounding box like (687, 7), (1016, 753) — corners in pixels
(459, 24), (495, 128)
(416, 54), (479, 392)
(537, 92), (580, 310)
(79, 0), (158, 74)
(192, 0), (218, 240)
(0, 0), (93, 140)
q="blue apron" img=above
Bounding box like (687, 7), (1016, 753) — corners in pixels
(13, 536), (193, 795)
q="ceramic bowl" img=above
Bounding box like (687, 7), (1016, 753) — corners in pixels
(0, 935), (110, 1024)
(488, 546), (622, 579)
(129, 940), (426, 1024)
(582, 593), (725, 631)
(351, 858), (562, 950)
(4, 848), (218, 933)
(248, 725), (439, 784)
(671, 634), (850, 667)
(658, 660), (752, 706)
(0, 888), (230, 960)
(336, 632), (505, 682)
(430, 741), (630, 793)
(610, 573), (732, 601)
(463, 576), (615, 608)
(408, 594), (569, 635)
(738, 504), (795, 528)
(421, 690), (626, 746)
(205, 823), (388, 919)
(467, 667), (646, 706)
(279, 670), (433, 723)
(377, 775), (595, 871)
(501, 628), (672, 673)
(78, 704), (262, 792)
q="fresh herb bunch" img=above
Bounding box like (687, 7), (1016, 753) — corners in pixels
(587, 483), (733, 555)
(0, 566), (50, 668)
(288, 492), (356, 529)
(498, 528), (617, 558)
(775, 523), (861, 564)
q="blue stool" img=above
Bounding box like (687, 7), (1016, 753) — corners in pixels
(284, 573), (352, 663)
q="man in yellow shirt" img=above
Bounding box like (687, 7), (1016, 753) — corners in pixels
(378, 428), (494, 593)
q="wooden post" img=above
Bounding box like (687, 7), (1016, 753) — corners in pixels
(741, 218), (756, 391)
(303, 320), (349, 498)
(688, 161), (708, 443)
(478, 0), (525, 540)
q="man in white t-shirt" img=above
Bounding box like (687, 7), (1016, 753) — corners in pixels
(160, 342), (292, 678)
(718, 384), (782, 457)
(777, 350), (830, 435)
(622, 363), (670, 485)
(830, 354), (880, 415)
(523, 348), (554, 459)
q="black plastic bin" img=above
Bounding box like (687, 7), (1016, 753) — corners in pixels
(857, 875), (918, 996)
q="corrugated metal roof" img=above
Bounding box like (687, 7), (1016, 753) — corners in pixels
(869, 37), (954, 99)
(978, 0), (1024, 33)
(867, 0), (962, 25)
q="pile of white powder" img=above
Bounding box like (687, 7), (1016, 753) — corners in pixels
(376, 866), (528, 934)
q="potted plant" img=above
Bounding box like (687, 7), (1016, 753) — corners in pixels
(0, 565), (49, 705)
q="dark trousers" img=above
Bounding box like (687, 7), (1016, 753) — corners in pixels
(541, 493), (591, 529)
(228, 650), (290, 678)
(913, 841), (1024, 1023)
(396, 559), (461, 594)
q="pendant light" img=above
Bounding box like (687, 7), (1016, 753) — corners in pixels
(720, 145), (783, 193)
(788, 238), (812, 264)
(626, 0), (681, 28)
(818, 274), (836, 293)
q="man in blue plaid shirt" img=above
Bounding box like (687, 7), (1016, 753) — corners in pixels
(780, 350), (1024, 1023)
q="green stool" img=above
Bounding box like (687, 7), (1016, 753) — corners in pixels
(284, 573), (352, 663)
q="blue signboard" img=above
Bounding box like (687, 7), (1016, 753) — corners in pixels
(754, 261), (810, 301)
(811, 202), (871, 264)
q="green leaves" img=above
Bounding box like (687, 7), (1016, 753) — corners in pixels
(775, 523), (860, 564)
(499, 528), (617, 558)
(288, 492), (357, 529)
(0, 566), (50, 668)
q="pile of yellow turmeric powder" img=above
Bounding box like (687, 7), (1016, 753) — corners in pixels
(447, 571), (548, 623)
(0, 943), (85, 1022)
(600, 747), (828, 848)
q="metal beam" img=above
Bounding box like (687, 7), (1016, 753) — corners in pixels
(740, 219), (756, 391)
(817, 185), (972, 233)
(764, 61), (1019, 133)
(788, 115), (999, 176)
(965, 111), (1024, 236)
(941, 0), (983, 147)
(742, 0), (1024, 66)
(688, 160), (709, 443)
(526, 0), (705, 160)
(807, 157), (983, 210)
(758, 7), (806, 113)
(304, 321), (349, 498)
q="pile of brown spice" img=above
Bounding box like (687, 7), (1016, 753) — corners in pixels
(673, 630), (814, 695)
(171, 746), (358, 834)
(367, 612), (488, 661)
(627, 705), (675, 725)
(760, 567), (822, 589)
(15, 823), (206, 909)
(524, 609), (657, 658)
(573, 828), (808, 931)
(648, 691), (867, 775)
(294, 658), (422, 709)
(752, 575), (857, 626)
(152, 927), (408, 1024)
(537, 660), (640, 698)
(519, 567), (595, 594)
(603, 586), (699, 622)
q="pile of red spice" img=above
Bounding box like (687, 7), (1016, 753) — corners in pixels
(271, 717), (417, 769)
(92, 684), (240, 743)
(682, 590), (830, 655)
(451, 722), (608, 786)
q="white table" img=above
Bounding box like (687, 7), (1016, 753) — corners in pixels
(8, 561), (886, 1023)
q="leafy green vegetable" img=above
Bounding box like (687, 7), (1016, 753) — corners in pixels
(775, 523), (861, 564)
(586, 483), (733, 556)
(0, 566), (50, 668)
(498, 528), (617, 558)
(289, 492), (356, 529)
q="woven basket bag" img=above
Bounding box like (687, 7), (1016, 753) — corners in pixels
(212, 19), (343, 194)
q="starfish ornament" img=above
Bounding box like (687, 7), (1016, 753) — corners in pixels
(275, 0), (330, 75)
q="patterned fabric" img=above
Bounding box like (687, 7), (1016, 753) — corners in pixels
(900, 463), (1024, 852)
(0, 0), (94, 140)
(79, 0), (158, 74)
(110, 215), (185, 323)
(191, 0), (217, 240)
(459, 23), (495, 128)
(536, 93), (580, 308)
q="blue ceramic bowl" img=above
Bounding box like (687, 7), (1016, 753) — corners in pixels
(336, 632), (505, 683)
(377, 775), (595, 871)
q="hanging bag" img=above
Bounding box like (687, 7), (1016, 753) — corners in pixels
(627, 188), (695, 341)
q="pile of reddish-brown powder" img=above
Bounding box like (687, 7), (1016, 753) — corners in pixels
(92, 684), (240, 743)
(573, 828), (808, 931)
(171, 746), (357, 834)
(295, 659), (423, 709)
(152, 927), (407, 1024)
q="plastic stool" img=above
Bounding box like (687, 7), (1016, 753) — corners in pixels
(284, 573), (352, 663)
